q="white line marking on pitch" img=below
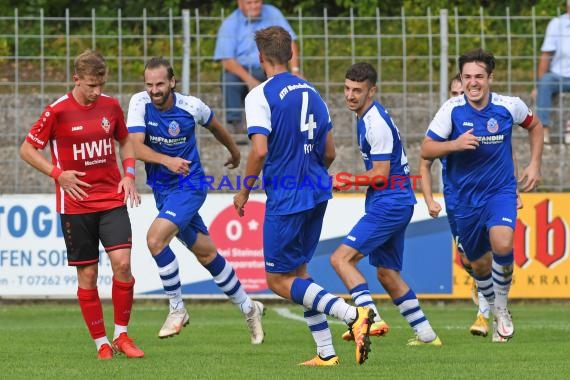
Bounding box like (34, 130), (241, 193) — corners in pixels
(273, 307), (343, 324)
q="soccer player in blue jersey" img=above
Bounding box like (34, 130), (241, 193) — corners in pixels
(421, 48), (544, 342)
(126, 57), (265, 344)
(330, 62), (442, 347)
(233, 26), (374, 366)
(420, 74), (492, 337)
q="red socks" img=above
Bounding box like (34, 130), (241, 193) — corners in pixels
(77, 287), (106, 339)
(112, 277), (135, 326)
(77, 277), (134, 339)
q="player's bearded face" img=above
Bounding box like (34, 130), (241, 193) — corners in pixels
(144, 67), (174, 110)
(149, 88), (170, 108)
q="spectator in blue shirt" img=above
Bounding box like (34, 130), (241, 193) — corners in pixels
(533, 0), (570, 144)
(214, 0), (300, 134)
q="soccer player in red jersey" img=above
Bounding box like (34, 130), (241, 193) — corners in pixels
(20, 50), (144, 360)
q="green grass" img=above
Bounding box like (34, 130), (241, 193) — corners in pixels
(1, 300), (569, 379)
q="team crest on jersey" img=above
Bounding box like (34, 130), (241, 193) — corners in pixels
(486, 118), (499, 133)
(101, 117), (111, 133)
(168, 121), (181, 136)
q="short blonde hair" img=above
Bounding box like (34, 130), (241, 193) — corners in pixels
(74, 50), (107, 78)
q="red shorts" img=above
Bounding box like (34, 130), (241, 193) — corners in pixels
(60, 206), (132, 266)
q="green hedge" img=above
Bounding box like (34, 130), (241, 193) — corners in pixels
(0, 0), (565, 94)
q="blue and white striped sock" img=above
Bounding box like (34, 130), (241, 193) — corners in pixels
(204, 253), (252, 314)
(349, 283), (381, 322)
(290, 277), (356, 324)
(393, 289), (436, 342)
(304, 307), (335, 358)
(153, 246), (183, 310)
(492, 252), (514, 308)
(475, 272), (495, 307)
(303, 278), (335, 358)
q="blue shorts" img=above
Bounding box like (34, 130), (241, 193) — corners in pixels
(153, 188), (209, 247)
(343, 203), (414, 271)
(263, 201), (327, 273)
(455, 193), (517, 262)
(446, 207), (464, 254)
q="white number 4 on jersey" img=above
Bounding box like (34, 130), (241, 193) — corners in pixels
(300, 91), (316, 140)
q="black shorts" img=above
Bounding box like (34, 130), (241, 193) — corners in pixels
(60, 206), (132, 266)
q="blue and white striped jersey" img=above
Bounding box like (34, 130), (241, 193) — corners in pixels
(127, 91), (213, 191)
(427, 93), (533, 207)
(245, 72), (332, 215)
(356, 101), (416, 208)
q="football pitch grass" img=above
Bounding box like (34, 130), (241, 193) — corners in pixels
(1, 300), (568, 379)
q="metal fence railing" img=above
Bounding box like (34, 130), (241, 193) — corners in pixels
(0, 7), (568, 193)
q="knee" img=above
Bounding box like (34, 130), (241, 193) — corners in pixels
(329, 252), (344, 271)
(146, 235), (167, 255)
(78, 266), (98, 287)
(113, 259), (132, 277)
(330, 247), (357, 271)
(492, 237), (513, 255)
(493, 242), (513, 255)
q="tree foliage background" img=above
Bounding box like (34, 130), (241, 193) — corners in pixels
(0, 0), (567, 94)
(0, 0), (564, 17)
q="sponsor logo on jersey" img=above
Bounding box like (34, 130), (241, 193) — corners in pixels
(73, 138), (113, 160)
(168, 121), (181, 136)
(85, 158), (107, 166)
(27, 133), (45, 146)
(502, 217), (513, 223)
(71, 125), (83, 132)
(101, 117), (111, 133)
(487, 117), (499, 133)
(165, 210), (177, 217)
(477, 134), (505, 144)
(463, 121), (474, 127)
(347, 235), (356, 241)
(148, 121), (159, 126)
(148, 135), (186, 145)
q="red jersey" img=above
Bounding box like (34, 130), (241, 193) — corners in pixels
(26, 92), (128, 214)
